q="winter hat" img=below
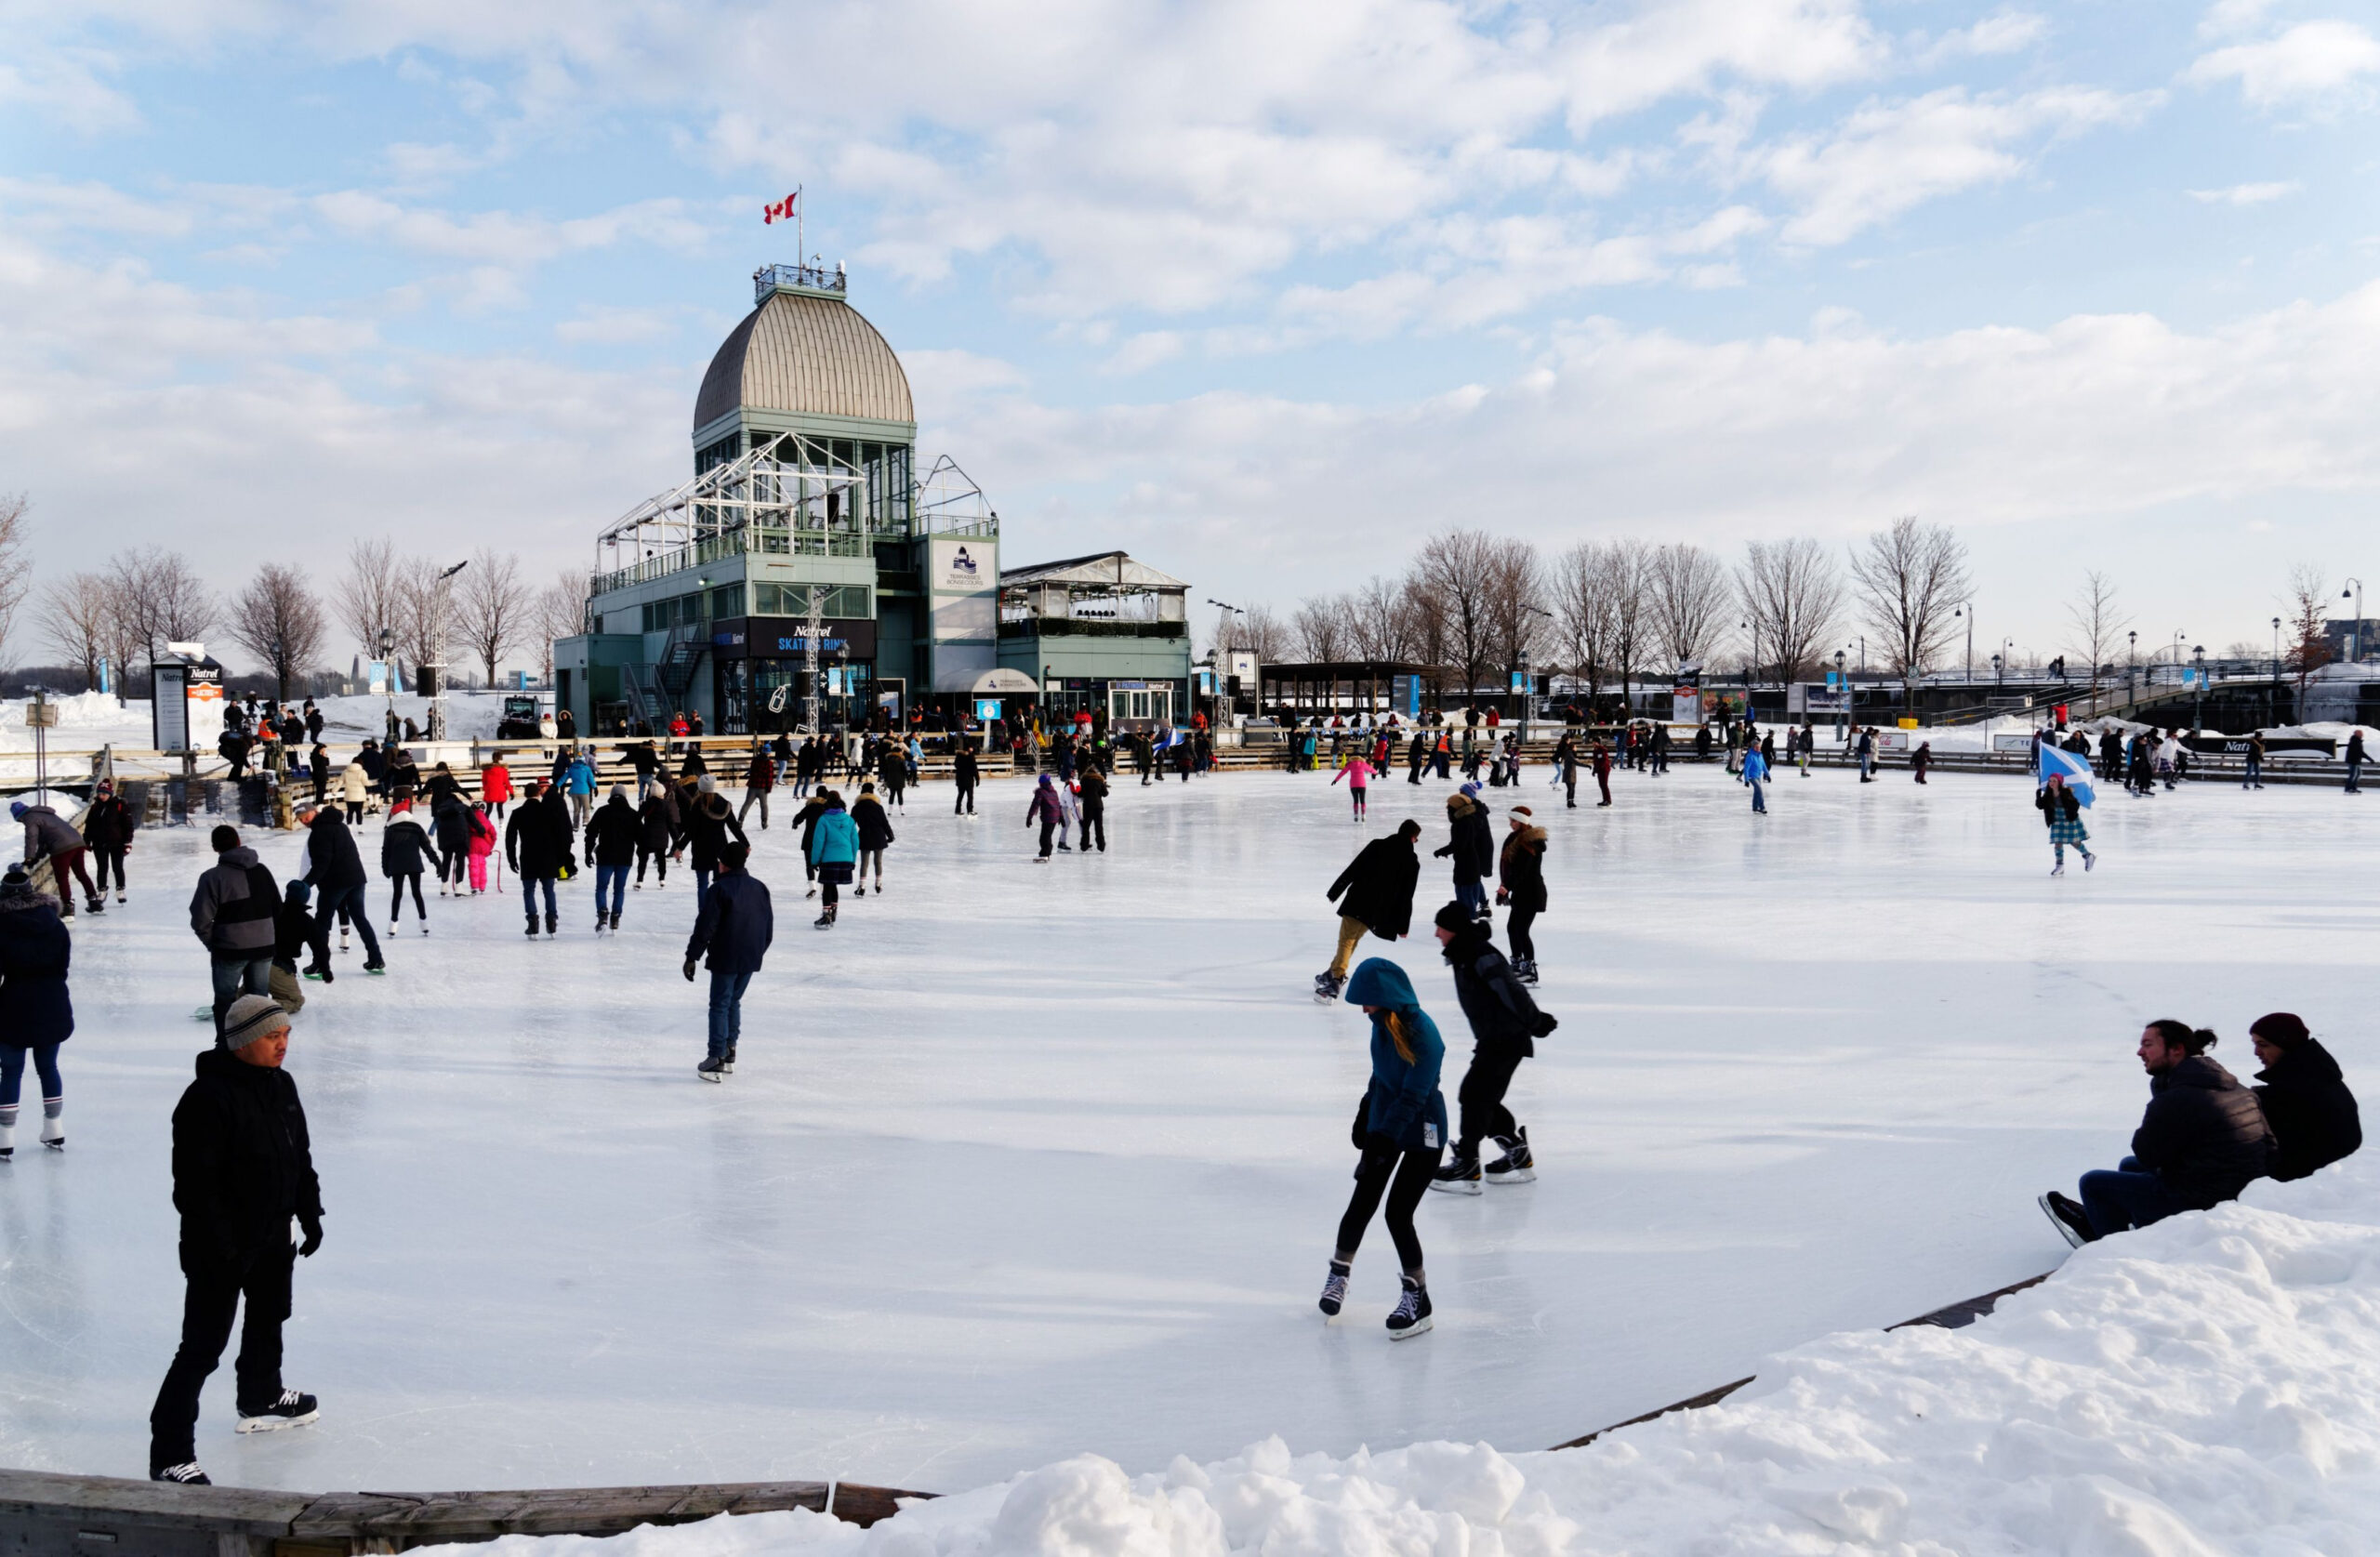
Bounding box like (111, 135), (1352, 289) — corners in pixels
(220, 994), (291, 1050)
(1460, 782), (1483, 799)
(1510, 806), (1532, 818)
(2249, 1012), (2311, 1051)
(697, 775), (717, 794)
(1435, 901), (1479, 935)
(7, 800), (24, 821)
(610, 785), (628, 801)
(0, 864), (32, 900)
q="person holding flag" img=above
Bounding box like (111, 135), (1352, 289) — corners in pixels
(2036, 742), (2097, 875)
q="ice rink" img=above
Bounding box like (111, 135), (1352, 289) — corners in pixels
(0, 759), (2371, 1493)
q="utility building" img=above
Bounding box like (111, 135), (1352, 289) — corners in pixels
(998, 553), (1192, 727)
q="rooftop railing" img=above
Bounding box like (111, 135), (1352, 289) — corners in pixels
(754, 262), (846, 301)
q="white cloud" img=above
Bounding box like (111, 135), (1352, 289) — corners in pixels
(553, 305), (678, 344)
(0, 46), (140, 134)
(2188, 180), (2302, 204)
(309, 191), (709, 267)
(1914, 10), (2050, 68)
(2185, 19), (2380, 107)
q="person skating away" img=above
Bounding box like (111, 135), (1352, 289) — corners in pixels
(1855, 726), (1875, 782)
(192, 826), (280, 1033)
(2243, 731), (2266, 790)
(336, 756), (370, 825)
(1552, 735), (1579, 809)
(379, 801), (435, 936)
(1740, 740), (1769, 814)
(430, 794), (472, 897)
(1026, 773), (1064, 862)
(2038, 1021), (2273, 1247)
(2347, 731), (2367, 794)
(293, 804), (381, 972)
(793, 791), (830, 896)
(2246, 1012), (2360, 1181)
(1332, 754), (1375, 820)
(1911, 742), (1931, 785)
(420, 761), (465, 818)
(954, 743), (981, 815)
(878, 742), (907, 810)
(2036, 772), (2095, 875)
(2157, 730), (2180, 791)
(562, 749), (600, 830)
(461, 804), (496, 894)
(1428, 902), (1558, 1195)
(1434, 788), (1495, 918)
(684, 777), (749, 904)
(0, 864), (72, 1160)
(1649, 721), (1670, 774)
(683, 840), (772, 1082)
(852, 783), (894, 895)
(806, 790), (859, 927)
(738, 745), (776, 830)
(1591, 740), (1613, 807)
(1318, 958), (1448, 1339)
(267, 882), (332, 1015)
(1077, 760), (1109, 852)
(479, 757), (511, 819)
(1494, 808), (1546, 985)
(147, 995), (323, 1484)
(2126, 733), (2156, 798)
(13, 798), (101, 919)
(1406, 729), (1429, 785)
(506, 782), (571, 937)
(1316, 820), (1421, 1001)
(80, 779), (138, 904)
(583, 786), (639, 930)
(632, 782), (673, 891)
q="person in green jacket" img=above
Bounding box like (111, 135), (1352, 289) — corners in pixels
(804, 789), (860, 930)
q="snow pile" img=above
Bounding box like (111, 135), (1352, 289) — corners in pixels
(431, 1155), (2380, 1556)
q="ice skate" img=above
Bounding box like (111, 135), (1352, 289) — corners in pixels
(39, 1112), (62, 1152)
(152, 1463), (210, 1485)
(2051, 860), (2064, 877)
(1513, 957), (1539, 986)
(387, 922), (397, 935)
(0, 1121), (12, 1161)
(1429, 1155), (1483, 1195)
(418, 922), (429, 935)
(545, 913), (558, 935)
(1313, 971), (1345, 1003)
(524, 920), (539, 937)
(2083, 853), (2096, 872)
(855, 883), (866, 897)
(114, 889), (126, 904)
(1484, 1128), (1534, 1184)
(84, 896), (103, 916)
(814, 909), (834, 929)
(2038, 1191), (2096, 1248)
(1385, 1278), (1432, 1339)
(722, 1047), (736, 1074)
(696, 1056), (725, 1083)
(1317, 1259), (1351, 1318)
(364, 958), (386, 974)
(235, 1390), (319, 1432)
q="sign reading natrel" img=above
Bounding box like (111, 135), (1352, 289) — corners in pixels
(707, 617), (877, 660)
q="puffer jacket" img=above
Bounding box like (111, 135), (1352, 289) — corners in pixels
(2255, 1040), (2362, 1181)
(380, 814), (438, 877)
(1498, 825), (1547, 912)
(1441, 921), (1553, 1056)
(1434, 795), (1493, 884)
(1342, 958), (1448, 1154)
(2131, 1055), (2275, 1209)
(807, 806), (859, 866)
(17, 805), (81, 864)
(0, 879), (73, 1048)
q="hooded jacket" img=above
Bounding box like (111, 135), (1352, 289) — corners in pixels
(636, 792), (673, 851)
(0, 879), (73, 1048)
(380, 811), (438, 877)
(301, 809), (367, 891)
(506, 792), (573, 879)
(1328, 835), (1421, 939)
(1434, 795), (1494, 884)
(2254, 1040), (2362, 1181)
(1442, 920), (1553, 1056)
(1498, 825), (1547, 912)
(191, 847), (280, 957)
(585, 794), (641, 867)
(1342, 958), (1448, 1154)
(16, 804), (81, 864)
(171, 1047), (322, 1266)
(430, 796), (474, 854)
(2131, 1054), (2275, 1209)
(853, 796), (896, 851)
(480, 762), (513, 804)
(685, 792), (748, 871)
(81, 794), (138, 851)
(1025, 778), (1064, 825)
(808, 805), (860, 866)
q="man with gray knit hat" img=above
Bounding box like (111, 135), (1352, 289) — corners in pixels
(148, 994), (323, 1484)
(190, 826), (278, 1036)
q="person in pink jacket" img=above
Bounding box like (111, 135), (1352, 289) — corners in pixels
(465, 805), (497, 893)
(1333, 756), (1375, 820)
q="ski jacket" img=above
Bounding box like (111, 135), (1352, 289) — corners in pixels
(746, 753), (775, 792)
(422, 772), (464, 812)
(1434, 796), (1494, 884)
(298, 811), (364, 892)
(171, 1047), (322, 1268)
(2037, 786), (2082, 827)
(1328, 836), (1420, 938)
(191, 847), (280, 957)
(466, 808), (497, 859)
(807, 807), (860, 866)
(956, 750), (980, 785)
(1741, 749), (1768, 784)
(1077, 767), (1108, 815)
(1333, 758), (1374, 789)
(2254, 1040), (2362, 1181)
(355, 746), (387, 783)
(2130, 1056), (2275, 1209)
(685, 869), (774, 975)
(563, 759), (598, 797)
(17, 805), (80, 864)
(1443, 923), (1553, 1056)
(684, 794), (747, 871)
(81, 795), (138, 851)
(380, 816), (437, 877)
(0, 880), (73, 1048)
(272, 882), (329, 974)
(853, 798), (895, 851)
(1498, 826), (1547, 911)
(339, 763), (370, 805)
(506, 796), (573, 879)
(1342, 958), (1448, 1154)
(1025, 781), (1064, 825)
(635, 795), (672, 851)
(430, 798), (473, 855)
(584, 796), (641, 867)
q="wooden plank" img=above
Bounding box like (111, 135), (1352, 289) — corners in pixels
(0, 1470), (307, 1536)
(1884, 1272), (2053, 1333)
(1548, 1377), (1757, 1451)
(289, 1480), (930, 1543)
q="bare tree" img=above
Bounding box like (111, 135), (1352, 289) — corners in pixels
(2285, 562), (2333, 693)
(106, 546), (217, 674)
(1292, 592), (1354, 663)
(0, 493), (30, 669)
(457, 548), (532, 684)
(1552, 541), (1616, 708)
(1399, 574), (1449, 698)
(228, 563), (328, 701)
(1604, 539), (1655, 715)
(1648, 541), (1728, 676)
(533, 570), (587, 683)
(1411, 530), (1501, 706)
(1847, 516), (1972, 712)
(334, 538), (407, 660)
(1483, 538), (1546, 700)
(1738, 537), (1844, 684)
(2065, 571), (2130, 696)
(34, 572), (112, 691)
(1346, 574), (1416, 666)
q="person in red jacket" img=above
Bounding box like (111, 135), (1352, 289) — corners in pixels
(738, 744), (777, 829)
(479, 759), (512, 819)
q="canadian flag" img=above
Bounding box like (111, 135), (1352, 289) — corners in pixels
(763, 192), (798, 224)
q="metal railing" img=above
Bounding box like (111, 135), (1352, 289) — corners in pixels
(753, 262), (846, 299)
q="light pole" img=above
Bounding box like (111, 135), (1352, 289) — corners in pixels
(377, 627), (396, 743)
(425, 560), (467, 741)
(1834, 648), (1848, 744)
(2345, 580), (2366, 662)
(1991, 652), (2003, 694)
(2272, 614), (2282, 727)
(1206, 598), (1245, 718)
(2127, 629), (2137, 713)
(1954, 604), (1971, 684)
(2192, 645), (2206, 732)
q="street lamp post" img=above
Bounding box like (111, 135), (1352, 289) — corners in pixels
(1206, 598), (1245, 719)
(1992, 653), (2003, 694)
(1834, 649), (1848, 744)
(1955, 604), (1971, 685)
(2272, 615), (2283, 727)
(377, 627), (396, 744)
(2127, 629), (2138, 713)
(2345, 579), (2366, 663)
(2192, 645), (2206, 732)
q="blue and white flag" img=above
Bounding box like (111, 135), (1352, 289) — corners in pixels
(2037, 740), (2096, 807)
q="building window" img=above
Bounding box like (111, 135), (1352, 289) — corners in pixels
(712, 583), (745, 620)
(752, 582), (870, 618)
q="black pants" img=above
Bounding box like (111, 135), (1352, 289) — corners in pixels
(1456, 1044), (1526, 1156)
(440, 849), (468, 887)
(92, 846), (127, 893)
(344, 801), (364, 824)
(149, 1242), (293, 1469)
(636, 844), (668, 883)
(955, 780), (975, 814)
(1080, 808), (1105, 851)
(1507, 905), (1537, 965)
(390, 871), (425, 922)
(1336, 1145), (1441, 1275)
(1038, 819), (1055, 857)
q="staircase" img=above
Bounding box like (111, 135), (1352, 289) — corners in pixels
(654, 621), (708, 713)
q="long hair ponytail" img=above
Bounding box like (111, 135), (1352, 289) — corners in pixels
(1382, 1009), (1417, 1064)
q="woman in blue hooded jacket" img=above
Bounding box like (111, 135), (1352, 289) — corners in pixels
(805, 790), (860, 929)
(1321, 957), (1448, 1339)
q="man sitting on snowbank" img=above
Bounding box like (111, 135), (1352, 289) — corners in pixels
(2040, 1021), (2273, 1247)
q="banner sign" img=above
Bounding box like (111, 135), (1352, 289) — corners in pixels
(2180, 735), (2336, 759)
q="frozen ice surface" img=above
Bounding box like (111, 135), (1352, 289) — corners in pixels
(0, 765), (2371, 1497)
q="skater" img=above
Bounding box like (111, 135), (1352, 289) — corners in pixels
(13, 798), (100, 918)
(562, 748), (599, 830)
(852, 782), (894, 895)
(1494, 808), (1546, 983)
(506, 782), (571, 937)
(480, 755), (512, 818)
(683, 840), (773, 1082)
(684, 777), (748, 904)
(0, 863), (72, 1161)
(794, 790), (829, 895)
(192, 826), (280, 1035)
(1077, 759), (1108, 852)
(430, 794), (472, 896)
(1433, 789), (1494, 918)
(1798, 721), (1815, 776)
(1316, 958), (1447, 1339)
(1429, 901), (1556, 1195)
(269, 881), (331, 1015)
(2037, 1021), (2272, 1247)
(421, 761), (465, 816)
(337, 754), (369, 825)
(147, 994), (323, 1484)
(2248, 1012), (2361, 1181)
(633, 782), (673, 890)
(1911, 742), (1931, 784)
(294, 804), (381, 974)
(1592, 739), (1612, 807)
(1740, 737), (1768, 814)
(463, 804), (496, 894)
(1855, 726), (1875, 782)
(83, 780), (137, 904)
(738, 744), (775, 829)
(1316, 819), (1422, 1001)
(379, 801), (434, 935)
(1553, 735), (1579, 809)
(2348, 732), (2366, 795)
(954, 743), (980, 814)
(2243, 731), (2266, 789)
(806, 790), (858, 927)
(878, 740), (907, 810)
(583, 785), (639, 930)
(1406, 729), (1429, 785)
(1026, 773), (1064, 861)
(2038, 772), (2096, 875)
(1650, 721), (1670, 774)
(1332, 753), (1374, 819)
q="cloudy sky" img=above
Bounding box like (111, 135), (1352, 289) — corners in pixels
(5, 0), (2379, 671)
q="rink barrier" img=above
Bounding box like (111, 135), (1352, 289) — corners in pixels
(0, 1469), (932, 1555)
(1549, 1270), (2054, 1451)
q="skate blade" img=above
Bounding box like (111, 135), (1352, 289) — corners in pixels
(1485, 1167), (1535, 1184)
(696, 1070), (723, 1084)
(2037, 1194), (2088, 1249)
(1388, 1315), (1434, 1340)
(234, 1408), (319, 1433)
(1427, 1180), (1483, 1196)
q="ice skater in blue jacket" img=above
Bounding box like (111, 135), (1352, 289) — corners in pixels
(1317, 957), (1448, 1339)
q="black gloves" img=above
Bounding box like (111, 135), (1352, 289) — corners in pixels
(298, 1216), (324, 1258)
(682, 958), (698, 982)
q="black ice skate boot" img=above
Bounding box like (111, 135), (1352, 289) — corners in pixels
(1484, 1128), (1535, 1184)
(1317, 1259), (1351, 1318)
(696, 1056), (725, 1083)
(152, 1462), (211, 1485)
(1430, 1154), (1483, 1195)
(1513, 957), (1539, 986)
(235, 1390), (319, 1433)
(1385, 1277), (1433, 1339)
(2038, 1191), (2096, 1248)
(1313, 970), (1345, 1003)
(545, 912), (558, 935)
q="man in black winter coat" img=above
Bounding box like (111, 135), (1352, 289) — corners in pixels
(295, 804), (381, 973)
(1428, 904), (1555, 1194)
(507, 783), (573, 936)
(147, 995), (323, 1484)
(1316, 820), (1421, 999)
(683, 841), (773, 1082)
(2248, 1011), (2361, 1181)
(2043, 1021), (2274, 1245)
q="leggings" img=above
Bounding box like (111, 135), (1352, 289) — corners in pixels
(91, 847), (127, 893)
(1348, 787), (1367, 816)
(389, 872), (426, 923)
(1335, 1146), (1441, 1278)
(0, 1044), (62, 1107)
(858, 848), (883, 881)
(344, 802), (364, 825)
(441, 850), (468, 888)
(1506, 905), (1537, 965)
(636, 844), (668, 883)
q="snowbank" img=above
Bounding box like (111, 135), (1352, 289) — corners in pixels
(430, 1154), (2380, 1556)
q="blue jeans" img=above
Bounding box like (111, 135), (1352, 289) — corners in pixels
(2243, 757), (2262, 787)
(694, 865), (715, 904)
(2079, 1156), (2187, 1238)
(707, 970), (753, 1061)
(313, 883), (381, 966)
(1455, 879), (1487, 917)
(209, 954), (271, 1034)
(595, 863), (628, 918)
(0, 1043), (62, 1105)
(1749, 777), (1765, 812)
(523, 877), (557, 922)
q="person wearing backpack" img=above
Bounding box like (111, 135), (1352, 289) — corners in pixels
(1427, 901), (1556, 1195)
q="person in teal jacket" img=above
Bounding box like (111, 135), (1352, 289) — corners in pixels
(562, 751), (599, 831)
(1319, 957), (1448, 1339)
(1740, 742), (1768, 815)
(804, 790), (860, 930)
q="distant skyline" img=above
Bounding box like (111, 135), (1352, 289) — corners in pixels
(6, 0), (2380, 674)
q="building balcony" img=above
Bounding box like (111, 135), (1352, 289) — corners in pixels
(998, 618), (1189, 641)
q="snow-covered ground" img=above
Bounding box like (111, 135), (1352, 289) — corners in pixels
(0, 766), (2371, 1515)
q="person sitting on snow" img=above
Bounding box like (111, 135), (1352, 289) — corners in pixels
(2039, 1021), (2272, 1247)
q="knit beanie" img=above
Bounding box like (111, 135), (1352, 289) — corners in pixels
(1435, 901), (1477, 935)
(697, 775), (717, 794)
(221, 994), (291, 1050)
(2250, 1012), (2311, 1051)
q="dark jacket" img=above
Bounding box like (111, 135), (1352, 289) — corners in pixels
(272, 882), (330, 974)
(2254, 1040), (2361, 1181)
(1443, 923), (1554, 1057)
(685, 869), (774, 975)
(506, 794), (573, 879)
(955, 750), (980, 785)
(82, 795), (139, 851)
(1077, 766), (1108, 814)
(171, 1048), (322, 1266)
(636, 793), (672, 851)
(1498, 825), (1547, 911)
(684, 793), (747, 871)
(380, 815), (437, 877)
(1434, 796), (1494, 884)
(1328, 836), (1421, 939)
(2037, 786), (2082, 827)
(421, 771), (464, 813)
(302, 810), (366, 891)
(2131, 1055), (2275, 1209)
(430, 797), (473, 855)
(584, 796), (641, 867)
(853, 797), (896, 851)
(0, 882), (73, 1048)
(191, 847), (280, 957)
(17, 804), (81, 864)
